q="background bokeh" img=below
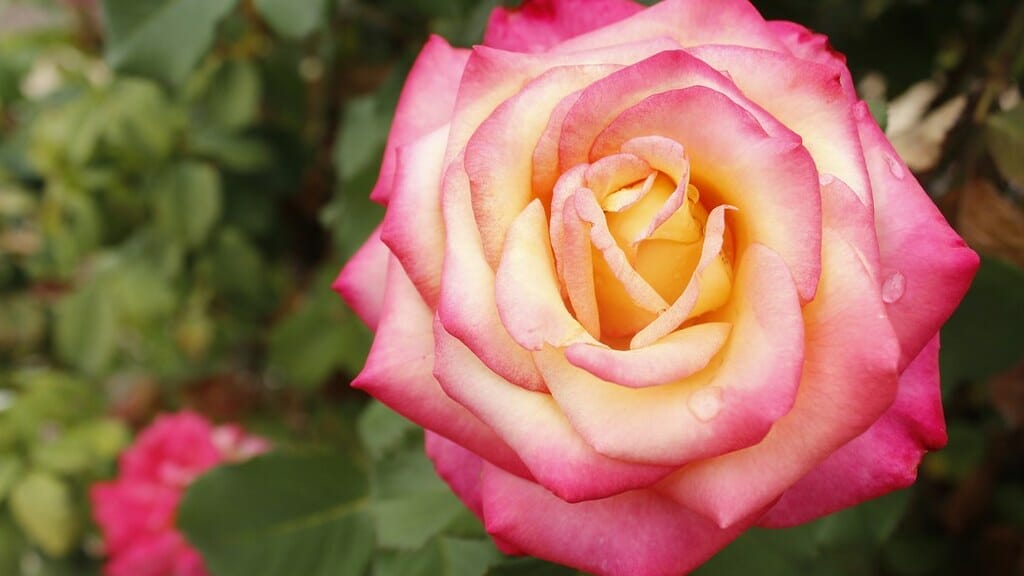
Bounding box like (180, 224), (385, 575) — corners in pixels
(0, 0), (1021, 574)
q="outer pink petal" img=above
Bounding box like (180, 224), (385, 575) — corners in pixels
(370, 36), (469, 204)
(439, 160), (548, 391)
(483, 0), (644, 53)
(479, 462), (750, 576)
(592, 86), (822, 302)
(767, 20), (848, 68)
(856, 105), (979, 369)
(688, 44), (869, 206)
(760, 337), (945, 527)
(333, 224), (388, 330)
(380, 125), (448, 306)
(434, 322), (674, 502)
(353, 257), (528, 477)
(535, 244), (804, 467)
(659, 227), (900, 528)
(552, 0), (786, 54)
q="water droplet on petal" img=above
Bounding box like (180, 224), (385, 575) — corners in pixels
(884, 152), (905, 179)
(881, 272), (906, 304)
(689, 387), (723, 422)
(819, 173), (835, 187)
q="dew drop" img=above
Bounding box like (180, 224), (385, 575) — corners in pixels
(819, 173), (835, 187)
(884, 152), (905, 179)
(688, 387), (723, 422)
(881, 272), (906, 304)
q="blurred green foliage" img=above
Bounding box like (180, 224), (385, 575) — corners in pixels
(0, 0), (1021, 574)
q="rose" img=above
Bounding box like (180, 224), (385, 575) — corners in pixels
(91, 412), (269, 576)
(334, 0), (978, 573)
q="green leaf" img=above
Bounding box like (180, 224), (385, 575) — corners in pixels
(375, 538), (502, 576)
(0, 456), (24, 504)
(357, 401), (418, 462)
(0, 515), (25, 576)
(813, 489), (910, 548)
(940, 256), (1024, 391)
(178, 451), (374, 576)
(54, 282), (117, 375)
(268, 280), (370, 389)
(487, 557), (581, 576)
(693, 524), (819, 576)
(866, 97), (888, 133)
(191, 59), (262, 130)
(335, 95), (390, 182)
(31, 419), (130, 475)
(190, 131), (273, 172)
(255, 0), (326, 40)
(152, 161), (223, 249)
(442, 537), (504, 576)
(9, 471), (79, 558)
(101, 0), (240, 85)
(374, 490), (466, 550)
(923, 423), (986, 481)
(369, 438), (468, 550)
(986, 104), (1024, 187)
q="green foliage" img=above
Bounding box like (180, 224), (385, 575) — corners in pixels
(179, 451), (375, 576)
(255, 0), (326, 40)
(101, 0), (240, 85)
(985, 103), (1024, 187)
(1, 0), (1022, 574)
(941, 256), (1024, 391)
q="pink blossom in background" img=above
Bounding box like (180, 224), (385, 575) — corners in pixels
(91, 412), (269, 576)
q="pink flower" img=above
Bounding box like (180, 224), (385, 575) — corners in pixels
(91, 412), (268, 576)
(334, 1), (979, 574)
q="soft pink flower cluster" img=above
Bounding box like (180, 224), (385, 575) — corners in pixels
(90, 412), (268, 576)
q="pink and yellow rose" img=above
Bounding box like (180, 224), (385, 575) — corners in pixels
(335, 0), (979, 573)
(90, 411), (268, 576)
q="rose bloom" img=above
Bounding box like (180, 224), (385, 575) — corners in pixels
(91, 412), (269, 576)
(335, 0), (979, 574)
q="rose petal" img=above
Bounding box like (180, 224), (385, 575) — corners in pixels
(483, 0), (645, 53)
(856, 106), (979, 369)
(552, 0), (786, 54)
(467, 63), (620, 267)
(593, 85), (822, 302)
(439, 160), (548, 391)
(354, 257), (528, 477)
(495, 199), (594, 350)
(380, 125), (448, 306)
(434, 321), (673, 502)
(536, 244), (804, 467)
(689, 44), (868, 206)
(574, 189), (669, 314)
(660, 228), (900, 528)
(371, 35), (469, 204)
(630, 204), (732, 349)
(333, 225), (388, 330)
(768, 20), (848, 68)
(423, 432), (522, 555)
(480, 462), (750, 576)
(565, 322), (731, 389)
(446, 37), (679, 168)
(559, 50), (785, 174)
(760, 336), (945, 527)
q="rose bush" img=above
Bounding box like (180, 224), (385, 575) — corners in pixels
(90, 412), (268, 576)
(334, 0), (979, 573)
